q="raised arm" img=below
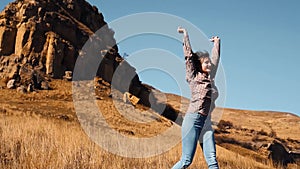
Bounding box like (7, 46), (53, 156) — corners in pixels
(178, 27), (193, 58)
(210, 36), (221, 79)
(178, 27), (196, 83)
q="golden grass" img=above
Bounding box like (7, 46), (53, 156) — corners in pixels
(1, 80), (297, 168)
(0, 113), (282, 169)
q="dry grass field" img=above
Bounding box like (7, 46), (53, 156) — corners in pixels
(0, 79), (299, 169)
(0, 114), (277, 169)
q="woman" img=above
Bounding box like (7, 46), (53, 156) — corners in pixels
(172, 27), (220, 169)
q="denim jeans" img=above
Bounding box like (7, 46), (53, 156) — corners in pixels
(172, 112), (219, 169)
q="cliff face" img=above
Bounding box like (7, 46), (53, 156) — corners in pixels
(0, 0), (135, 89)
(0, 0), (133, 93)
(0, 0), (179, 119)
(0, 0), (111, 79)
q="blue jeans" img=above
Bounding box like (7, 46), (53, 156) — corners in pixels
(172, 112), (219, 169)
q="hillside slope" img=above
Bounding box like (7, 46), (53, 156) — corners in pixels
(1, 79), (299, 168)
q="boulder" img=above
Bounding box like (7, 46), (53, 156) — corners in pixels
(267, 140), (295, 167)
(123, 92), (140, 106)
(17, 85), (26, 93)
(7, 79), (15, 89)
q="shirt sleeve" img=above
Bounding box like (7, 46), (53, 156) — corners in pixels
(183, 32), (193, 58)
(210, 40), (220, 79)
(183, 32), (195, 83)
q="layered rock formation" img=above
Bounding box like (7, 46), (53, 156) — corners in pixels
(0, 0), (109, 79)
(0, 0), (180, 119)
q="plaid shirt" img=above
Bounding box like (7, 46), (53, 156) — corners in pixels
(183, 32), (220, 115)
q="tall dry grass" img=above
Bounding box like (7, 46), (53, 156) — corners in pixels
(0, 114), (283, 169)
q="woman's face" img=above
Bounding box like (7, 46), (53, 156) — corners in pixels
(201, 57), (212, 73)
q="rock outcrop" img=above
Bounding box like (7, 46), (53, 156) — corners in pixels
(0, 0), (108, 79)
(0, 0), (180, 120)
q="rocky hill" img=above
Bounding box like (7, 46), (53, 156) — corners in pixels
(0, 0), (107, 78)
(0, 0), (179, 118)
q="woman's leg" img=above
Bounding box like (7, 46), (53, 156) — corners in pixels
(199, 128), (219, 169)
(172, 113), (207, 169)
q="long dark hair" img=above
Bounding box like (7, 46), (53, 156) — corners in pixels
(193, 51), (210, 73)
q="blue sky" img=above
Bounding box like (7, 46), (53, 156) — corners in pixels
(1, 1), (299, 116)
(92, 0), (300, 116)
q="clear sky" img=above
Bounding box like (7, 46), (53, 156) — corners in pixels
(1, 0), (299, 116)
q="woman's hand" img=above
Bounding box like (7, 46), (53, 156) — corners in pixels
(177, 26), (186, 34)
(210, 36), (220, 43)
